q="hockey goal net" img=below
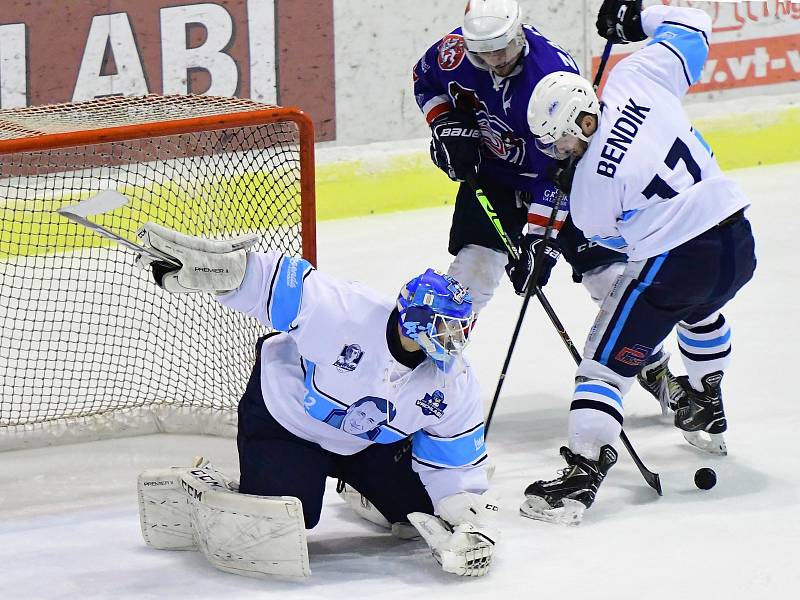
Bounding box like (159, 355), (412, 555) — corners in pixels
(0, 94), (316, 450)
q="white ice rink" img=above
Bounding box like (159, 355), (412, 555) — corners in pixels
(1, 162), (798, 599)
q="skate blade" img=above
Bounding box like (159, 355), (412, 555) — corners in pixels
(683, 431), (727, 455)
(519, 497), (585, 526)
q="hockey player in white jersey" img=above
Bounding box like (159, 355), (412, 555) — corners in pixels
(519, 1), (756, 524)
(133, 225), (498, 578)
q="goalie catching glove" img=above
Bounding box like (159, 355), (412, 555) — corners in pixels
(135, 222), (259, 293)
(408, 492), (499, 577)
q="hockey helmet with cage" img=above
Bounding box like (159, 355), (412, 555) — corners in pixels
(527, 71), (600, 160)
(463, 0), (525, 75)
(397, 269), (475, 371)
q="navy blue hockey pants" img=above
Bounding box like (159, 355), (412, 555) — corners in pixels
(237, 337), (434, 529)
(586, 211), (756, 379)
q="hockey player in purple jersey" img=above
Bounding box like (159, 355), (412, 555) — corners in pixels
(520, 1), (756, 524)
(414, 0), (684, 417)
(413, 0), (580, 313)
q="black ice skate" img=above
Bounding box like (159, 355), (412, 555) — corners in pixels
(636, 351), (686, 416)
(674, 371), (728, 455)
(520, 445), (618, 526)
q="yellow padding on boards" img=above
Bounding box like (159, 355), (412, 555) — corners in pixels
(2, 109), (798, 258)
(1, 174), (299, 259)
(314, 108), (800, 221)
(694, 107), (799, 171)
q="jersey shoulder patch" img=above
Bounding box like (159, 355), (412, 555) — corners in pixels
(438, 34), (466, 71)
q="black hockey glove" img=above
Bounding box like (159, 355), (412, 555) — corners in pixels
(505, 234), (561, 294)
(596, 0), (646, 44)
(430, 110), (482, 182)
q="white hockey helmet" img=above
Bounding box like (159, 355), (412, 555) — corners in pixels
(527, 71), (600, 160)
(463, 0), (525, 74)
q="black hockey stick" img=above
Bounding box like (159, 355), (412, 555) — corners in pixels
(467, 173), (662, 494)
(534, 287), (663, 495)
(465, 173), (519, 262)
(483, 41), (616, 434)
(480, 184), (565, 437)
(593, 40), (613, 91)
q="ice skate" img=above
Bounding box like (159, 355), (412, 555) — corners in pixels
(520, 445), (617, 526)
(675, 371), (728, 455)
(636, 351), (686, 416)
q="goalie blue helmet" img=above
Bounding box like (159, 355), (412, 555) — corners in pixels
(397, 269), (476, 371)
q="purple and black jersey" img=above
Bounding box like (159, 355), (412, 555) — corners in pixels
(414, 25), (580, 234)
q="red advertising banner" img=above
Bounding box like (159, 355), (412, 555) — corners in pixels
(591, 1), (800, 95)
(0, 0), (335, 140)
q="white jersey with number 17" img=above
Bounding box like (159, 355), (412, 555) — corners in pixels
(570, 5), (750, 262)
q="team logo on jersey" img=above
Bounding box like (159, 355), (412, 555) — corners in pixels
(416, 390), (447, 419)
(334, 344), (364, 372)
(438, 34), (466, 71)
(615, 344), (652, 367)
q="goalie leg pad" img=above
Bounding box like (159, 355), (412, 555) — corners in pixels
(138, 468), (197, 550)
(181, 467), (311, 579)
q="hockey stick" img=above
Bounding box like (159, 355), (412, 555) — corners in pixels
(482, 186), (565, 437)
(593, 40), (613, 91)
(534, 287), (663, 495)
(465, 173), (519, 262)
(471, 178), (663, 494)
(483, 40), (616, 433)
(57, 190), (180, 266)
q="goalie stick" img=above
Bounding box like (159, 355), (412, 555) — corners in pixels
(57, 190), (181, 266)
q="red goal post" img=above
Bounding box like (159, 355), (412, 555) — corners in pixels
(0, 94), (316, 450)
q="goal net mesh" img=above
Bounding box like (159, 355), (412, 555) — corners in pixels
(0, 95), (315, 449)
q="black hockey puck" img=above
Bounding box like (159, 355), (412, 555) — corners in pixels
(694, 467), (717, 490)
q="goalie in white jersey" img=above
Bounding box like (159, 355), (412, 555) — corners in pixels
(518, 1), (756, 524)
(133, 226), (498, 578)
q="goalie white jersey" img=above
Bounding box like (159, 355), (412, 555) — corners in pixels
(570, 6), (750, 261)
(216, 252), (489, 506)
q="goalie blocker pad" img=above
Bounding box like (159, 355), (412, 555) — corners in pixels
(138, 466), (310, 578)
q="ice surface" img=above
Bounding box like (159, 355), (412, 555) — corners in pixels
(1, 162), (798, 599)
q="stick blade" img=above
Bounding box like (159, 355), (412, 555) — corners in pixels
(57, 189), (129, 218)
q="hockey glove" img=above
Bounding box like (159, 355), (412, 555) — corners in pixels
(505, 234), (561, 294)
(408, 492), (499, 578)
(430, 109), (482, 182)
(596, 0), (646, 44)
(136, 222), (259, 294)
